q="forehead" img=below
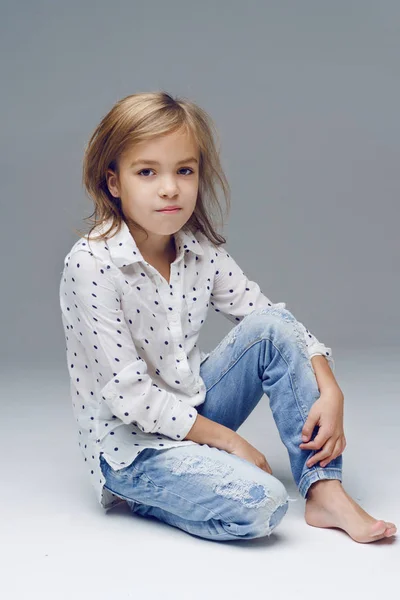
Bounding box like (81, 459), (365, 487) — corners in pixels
(122, 128), (199, 164)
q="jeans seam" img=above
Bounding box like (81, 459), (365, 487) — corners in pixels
(127, 468), (243, 525)
(205, 335), (310, 428)
(205, 336), (270, 393)
(102, 454), (237, 523)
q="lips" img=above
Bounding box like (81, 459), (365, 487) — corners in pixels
(157, 208), (181, 212)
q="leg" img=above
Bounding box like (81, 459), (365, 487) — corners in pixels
(198, 305), (343, 496)
(100, 445), (289, 542)
(198, 306), (397, 543)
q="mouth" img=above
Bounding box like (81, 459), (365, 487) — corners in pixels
(157, 208), (182, 213)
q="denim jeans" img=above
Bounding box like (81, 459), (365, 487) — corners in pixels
(100, 306), (343, 541)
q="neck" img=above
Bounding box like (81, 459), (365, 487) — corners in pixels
(126, 219), (176, 260)
(140, 235), (176, 263)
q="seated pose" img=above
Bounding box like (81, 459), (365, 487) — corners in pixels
(59, 91), (396, 543)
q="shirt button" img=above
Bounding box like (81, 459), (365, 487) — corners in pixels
(171, 314), (179, 322)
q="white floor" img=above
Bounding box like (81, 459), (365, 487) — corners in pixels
(2, 347), (398, 600)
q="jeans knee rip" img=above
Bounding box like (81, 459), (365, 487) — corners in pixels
(169, 455), (280, 510)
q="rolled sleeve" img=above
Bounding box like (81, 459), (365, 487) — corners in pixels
(308, 351), (335, 374)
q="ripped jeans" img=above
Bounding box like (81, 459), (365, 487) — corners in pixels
(99, 306), (343, 541)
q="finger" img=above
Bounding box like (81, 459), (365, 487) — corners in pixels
(299, 436), (320, 449)
(301, 418), (318, 441)
(299, 440), (319, 450)
(306, 441), (336, 467)
(300, 430), (330, 451)
(311, 429), (332, 450)
(320, 439), (342, 467)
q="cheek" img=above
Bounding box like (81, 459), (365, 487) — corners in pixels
(186, 179), (199, 198)
(124, 180), (151, 201)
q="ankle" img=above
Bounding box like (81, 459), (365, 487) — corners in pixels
(306, 479), (343, 500)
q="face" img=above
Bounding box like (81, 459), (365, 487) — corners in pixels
(106, 128), (200, 249)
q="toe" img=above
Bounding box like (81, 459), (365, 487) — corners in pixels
(384, 529), (395, 537)
(384, 522), (397, 536)
(369, 520), (387, 537)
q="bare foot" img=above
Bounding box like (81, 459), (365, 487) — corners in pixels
(305, 480), (397, 543)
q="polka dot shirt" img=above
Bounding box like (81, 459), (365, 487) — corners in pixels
(59, 217), (334, 510)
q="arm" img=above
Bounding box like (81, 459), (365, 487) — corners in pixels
(184, 251), (342, 453)
(60, 249), (198, 440)
(311, 355), (343, 394)
(210, 244), (335, 373)
(183, 413), (236, 450)
(184, 413), (273, 474)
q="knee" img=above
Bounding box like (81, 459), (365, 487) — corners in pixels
(243, 306), (297, 338)
(253, 497), (289, 539)
(224, 479), (289, 540)
(268, 497), (289, 531)
(257, 480), (289, 536)
(244, 479), (288, 536)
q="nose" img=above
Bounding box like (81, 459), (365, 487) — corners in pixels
(159, 176), (179, 197)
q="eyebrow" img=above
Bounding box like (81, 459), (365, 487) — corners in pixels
(130, 157), (198, 167)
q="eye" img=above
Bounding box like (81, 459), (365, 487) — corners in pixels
(137, 168), (194, 177)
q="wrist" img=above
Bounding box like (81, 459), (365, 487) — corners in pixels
(321, 385), (344, 399)
(226, 430), (241, 453)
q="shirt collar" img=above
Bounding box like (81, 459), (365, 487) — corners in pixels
(94, 218), (204, 268)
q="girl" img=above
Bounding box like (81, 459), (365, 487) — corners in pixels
(59, 91), (396, 543)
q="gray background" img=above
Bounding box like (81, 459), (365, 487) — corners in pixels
(1, 1), (399, 598)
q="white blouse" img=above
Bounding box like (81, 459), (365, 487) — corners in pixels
(59, 218), (334, 510)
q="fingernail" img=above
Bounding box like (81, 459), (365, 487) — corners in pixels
(302, 435), (307, 441)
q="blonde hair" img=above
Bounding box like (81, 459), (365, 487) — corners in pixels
(76, 91), (231, 248)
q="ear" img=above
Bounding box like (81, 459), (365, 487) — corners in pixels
(106, 169), (120, 198)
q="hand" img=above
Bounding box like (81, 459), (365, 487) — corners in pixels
(228, 433), (273, 475)
(299, 388), (346, 468)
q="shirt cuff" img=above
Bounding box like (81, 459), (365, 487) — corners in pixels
(156, 399), (198, 440)
(309, 351), (335, 374)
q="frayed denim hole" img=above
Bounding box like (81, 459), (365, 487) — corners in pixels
(169, 455), (279, 511)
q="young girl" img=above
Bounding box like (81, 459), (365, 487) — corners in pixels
(59, 91), (396, 543)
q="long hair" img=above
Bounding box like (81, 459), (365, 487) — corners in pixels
(77, 91), (231, 248)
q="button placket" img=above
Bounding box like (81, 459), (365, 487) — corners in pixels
(162, 280), (187, 371)
(151, 264), (192, 381)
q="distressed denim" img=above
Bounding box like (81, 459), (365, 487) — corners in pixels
(100, 306), (342, 541)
